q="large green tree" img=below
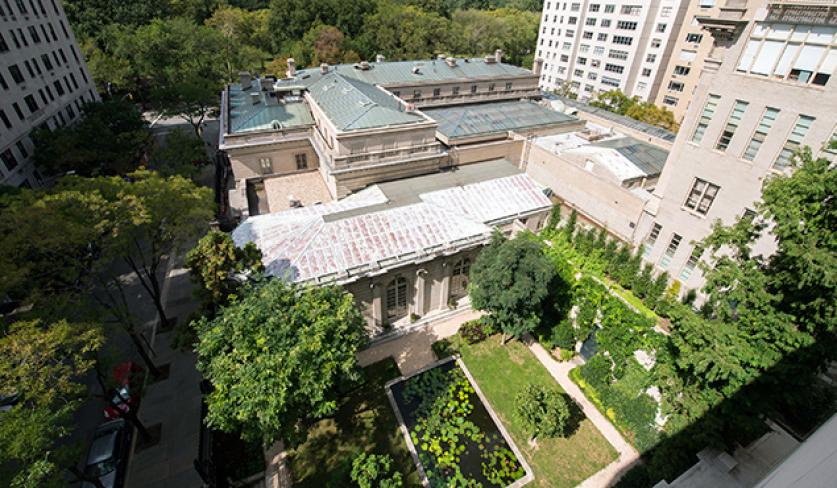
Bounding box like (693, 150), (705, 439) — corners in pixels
(185, 230), (264, 310)
(194, 279), (367, 446)
(31, 99), (150, 177)
(0, 320), (104, 487)
(469, 232), (556, 343)
(356, 2), (452, 60)
(148, 128), (211, 180)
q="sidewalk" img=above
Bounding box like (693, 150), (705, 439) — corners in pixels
(125, 251), (205, 488)
(525, 337), (640, 488)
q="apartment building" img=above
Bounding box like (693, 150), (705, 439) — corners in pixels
(634, 0), (836, 293)
(654, 0), (752, 122)
(0, 0), (98, 188)
(535, 0), (690, 102)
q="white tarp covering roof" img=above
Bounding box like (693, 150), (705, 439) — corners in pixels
(232, 173), (551, 284)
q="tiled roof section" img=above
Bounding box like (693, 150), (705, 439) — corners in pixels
(307, 72), (427, 131)
(423, 100), (579, 139)
(227, 85), (314, 133)
(593, 137), (668, 177)
(231, 173), (551, 284)
(274, 58), (534, 90)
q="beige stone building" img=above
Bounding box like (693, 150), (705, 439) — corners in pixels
(0, 0), (98, 187)
(634, 0), (837, 293)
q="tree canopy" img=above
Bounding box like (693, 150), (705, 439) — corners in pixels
(590, 90), (679, 132)
(469, 232), (556, 342)
(194, 279), (367, 446)
(185, 230), (264, 310)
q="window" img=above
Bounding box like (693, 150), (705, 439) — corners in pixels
(673, 65), (691, 76)
(0, 110), (10, 129)
(692, 94), (720, 143)
(621, 5), (641, 15)
(613, 36), (633, 45)
(568, 16), (577, 24)
(684, 178), (719, 215)
(597, 33), (608, 41)
(452, 86), (460, 96)
(668, 81), (684, 92)
(12, 102), (23, 120)
(412, 89), (421, 99)
(432, 88), (440, 97)
(560, 54), (569, 62)
(742, 107), (780, 161)
(601, 76), (620, 87)
(589, 4), (599, 12)
(646, 54), (656, 63)
(577, 57), (587, 65)
(579, 44), (590, 53)
(0, 33), (7, 52)
(601, 19), (610, 27)
(604, 63), (624, 74)
(774, 115), (815, 170)
(686, 33), (703, 43)
(583, 31), (593, 39)
(450, 258), (471, 299)
(636, 81), (647, 91)
(641, 68), (652, 77)
(679, 247), (703, 281)
(593, 46), (604, 56)
(53, 79), (64, 95)
(23, 94), (37, 113)
(41, 53), (52, 70)
(617, 21), (637, 30)
(661, 6), (672, 17)
(1, 149), (18, 171)
(8, 64), (23, 83)
(385, 276), (409, 322)
(588, 72), (598, 80)
(736, 23), (837, 86)
(659, 234), (682, 269)
(295, 153), (308, 170)
(642, 223), (661, 257)
(656, 23), (667, 33)
(258, 157), (271, 174)
(663, 96), (678, 106)
(608, 49), (628, 60)
(566, 30), (575, 37)
(0, 73), (6, 90)
(488, 83), (495, 92)
(586, 17), (596, 26)
(716, 100), (749, 151)
(505, 82), (512, 91)
(574, 69), (584, 77)
(470, 84), (477, 93)
(27, 25), (39, 43)
(562, 42), (572, 50)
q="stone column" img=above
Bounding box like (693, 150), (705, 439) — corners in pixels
(414, 269), (427, 317)
(371, 282), (383, 329)
(439, 262), (451, 309)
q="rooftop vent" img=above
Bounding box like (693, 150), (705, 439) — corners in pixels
(320, 63), (329, 74)
(271, 120), (282, 130)
(375, 54), (385, 63)
(495, 49), (503, 63)
(250, 92), (261, 105)
(359, 60), (371, 70)
(446, 57), (457, 67)
(484, 55), (496, 64)
(286, 58), (296, 78)
(412, 65), (421, 74)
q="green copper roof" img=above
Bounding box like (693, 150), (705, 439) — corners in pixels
(593, 137), (668, 176)
(227, 85), (314, 134)
(423, 100), (579, 139)
(307, 73), (427, 131)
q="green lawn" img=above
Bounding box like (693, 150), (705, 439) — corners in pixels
(286, 359), (422, 487)
(436, 335), (618, 488)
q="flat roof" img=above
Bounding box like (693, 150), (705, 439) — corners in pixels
(592, 137), (668, 176)
(422, 100), (579, 139)
(232, 160), (550, 284)
(307, 72), (427, 131)
(227, 85), (313, 134)
(544, 94), (677, 142)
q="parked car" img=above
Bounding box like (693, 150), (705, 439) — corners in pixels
(82, 419), (132, 488)
(103, 362), (143, 420)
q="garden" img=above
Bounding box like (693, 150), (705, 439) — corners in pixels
(435, 331), (617, 488)
(389, 359), (529, 487)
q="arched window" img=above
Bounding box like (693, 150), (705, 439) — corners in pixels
(385, 276), (409, 323)
(450, 258), (471, 299)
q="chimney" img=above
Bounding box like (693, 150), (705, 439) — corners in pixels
(446, 57), (457, 68)
(375, 54), (385, 63)
(533, 57), (544, 77)
(260, 77), (272, 91)
(321, 63), (329, 74)
(360, 60), (371, 70)
(495, 49), (503, 63)
(250, 92), (261, 105)
(286, 58), (296, 78)
(484, 55), (496, 64)
(240, 71), (251, 89)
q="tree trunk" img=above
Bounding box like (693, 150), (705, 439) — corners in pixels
(69, 466), (106, 488)
(128, 330), (161, 378)
(111, 393), (152, 443)
(124, 255), (170, 330)
(501, 332), (509, 345)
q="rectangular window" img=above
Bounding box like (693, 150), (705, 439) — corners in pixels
(679, 246), (703, 281)
(0, 110), (11, 129)
(597, 33), (607, 41)
(659, 234), (682, 269)
(452, 86), (460, 96)
(295, 153), (308, 170)
(8, 64), (23, 83)
(41, 53), (52, 70)
(686, 33), (703, 43)
(258, 157), (272, 174)
(668, 81), (684, 92)
(0, 73), (6, 90)
(1, 149), (18, 171)
(692, 94), (720, 143)
(505, 82), (512, 91)
(470, 84), (477, 93)
(646, 54), (656, 63)
(642, 223), (661, 257)
(774, 115), (815, 170)
(608, 49), (628, 60)
(613, 36), (633, 45)
(432, 88), (440, 97)
(656, 23), (667, 33)
(12, 102), (24, 120)
(0, 33), (8, 52)
(684, 178), (720, 215)
(27, 25), (40, 43)
(617, 21), (637, 30)
(716, 100), (749, 151)
(604, 63), (624, 74)
(742, 107), (780, 161)
(604, 4), (614, 13)
(673, 65), (691, 76)
(663, 96), (678, 106)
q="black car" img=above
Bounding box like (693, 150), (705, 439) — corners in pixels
(81, 419), (132, 488)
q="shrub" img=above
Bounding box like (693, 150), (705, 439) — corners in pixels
(547, 203), (561, 231)
(550, 318), (576, 350)
(459, 318), (494, 345)
(350, 453), (403, 488)
(558, 348), (575, 361)
(580, 354), (612, 390)
(682, 289), (697, 306)
(514, 383), (571, 439)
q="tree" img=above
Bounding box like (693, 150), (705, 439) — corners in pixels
(59, 171), (214, 330)
(302, 24), (348, 66)
(350, 453), (404, 488)
(356, 2), (452, 60)
(194, 279), (367, 446)
(185, 230), (264, 310)
(148, 128), (211, 180)
(469, 232), (556, 343)
(31, 99), (151, 177)
(514, 383), (570, 440)
(0, 320), (104, 487)
(448, 8), (539, 66)
(590, 89), (679, 132)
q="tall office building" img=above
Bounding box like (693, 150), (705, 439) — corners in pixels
(634, 0), (836, 292)
(0, 0), (98, 188)
(534, 0), (690, 102)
